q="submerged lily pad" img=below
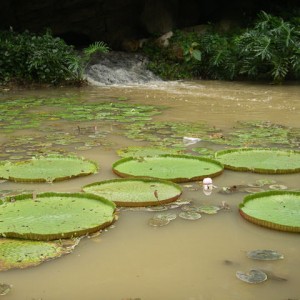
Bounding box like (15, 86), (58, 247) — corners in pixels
(117, 146), (183, 158)
(0, 192), (116, 240)
(179, 211), (202, 220)
(0, 238), (80, 271)
(82, 178), (182, 207)
(246, 249), (284, 261)
(148, 217), (170, 227)
(0, 154), (98, 182)
(0, 283), (12, 295)
(112, 155), (224, 182)
(153, 212), (177, 221)
(215, 148), (300, 174)
(239, 190), (300, 232)
(236, 269), (267, 284)
(197, 205), (221, 214)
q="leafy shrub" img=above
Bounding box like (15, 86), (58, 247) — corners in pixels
(236, 11), (300, 82)
(0, 30), (109, 85)
(142, 11), (300, 83)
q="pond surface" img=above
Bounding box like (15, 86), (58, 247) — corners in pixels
(0, 80), (299, 300)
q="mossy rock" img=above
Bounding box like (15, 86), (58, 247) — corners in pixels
(0, 192), (116, 240)
(0, 154), (98, 182)
(215, 148), (300, 174)
(83, 178), (182, 207)
(112, 154), (224, 182)
(239, 190), (300, 232)
(0, 238), (80, 271)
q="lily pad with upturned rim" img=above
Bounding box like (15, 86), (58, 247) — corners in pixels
(0, 238), (80, 271)
(112, 154), (224, 182)
(82, 178), (182, 207)
(239, 190), (300, 232)
(0, 192), (116, 240)
(0, 154), (98, 182)
(214, 148), (300, 174)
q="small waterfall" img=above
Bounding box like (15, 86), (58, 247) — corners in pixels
(85, 51), (162, 86)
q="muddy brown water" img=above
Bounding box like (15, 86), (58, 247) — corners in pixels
(0, 80), (299, 300)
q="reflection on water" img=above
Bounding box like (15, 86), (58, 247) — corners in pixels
(0, 80), (299, 300)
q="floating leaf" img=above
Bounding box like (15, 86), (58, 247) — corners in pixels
(236, 269), (267, 284)
(0, 154), (98, 182)
(0, 238), (80, 271)
(239, 191), (300, 232)
(179, 211), (202, 220)
(112, 155), (224, 182)
(83, 178), (182, 207)
(246, 249), (284, 261)
(0, 192), (116, 240)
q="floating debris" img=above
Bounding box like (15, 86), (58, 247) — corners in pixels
(236, 269), (267, 284)
(219, 201), (231, 210)
(179, 211), (201, 220)
(246, 249), (284, 261)
(260, 269), (287, 282)
(183, 136), (201, 146)
(0, 283), (12, 296)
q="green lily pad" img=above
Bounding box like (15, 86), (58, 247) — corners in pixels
(239, 190), (300, 232)
(215, 148), (300, 174)
(0, 154), (98, 182)
(0, 192), (116, 240)
(246, 249), (284, 261)
(112, 155), (224, 182)
(82, 178), (182, 207)
(0, 238), (80, 271)
(236, 269), (267, 284)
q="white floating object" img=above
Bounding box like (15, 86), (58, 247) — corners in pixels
(183, 137), (201, 145)
(203, 177), (213, 195)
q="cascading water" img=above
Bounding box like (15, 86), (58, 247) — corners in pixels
(85, 51), (162, 86)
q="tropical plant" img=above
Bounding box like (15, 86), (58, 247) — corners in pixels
(0, 29), (109, 85)
(235, 11), (300, 82)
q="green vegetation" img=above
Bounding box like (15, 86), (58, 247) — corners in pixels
(143, 11), (300, 83)
(0, 30), (108, 85)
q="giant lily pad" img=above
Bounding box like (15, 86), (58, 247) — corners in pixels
(112, 154), (224, 182)
(82, 178), (182, 207)
(239, 191), (300, 232)
(215, 148), (300, 174)
(0, 238), (80, 271)
(0, 192), (116, 240)
(0, 154), (98, 182)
